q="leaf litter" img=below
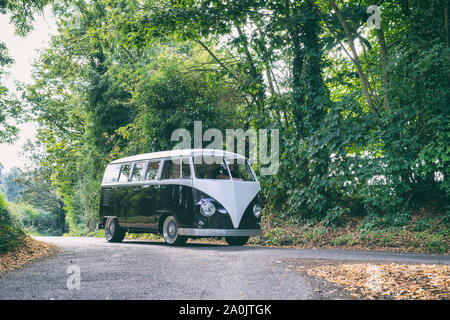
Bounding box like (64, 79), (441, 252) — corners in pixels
(305, 263), (449, 300)
(0, 237), (58, 276)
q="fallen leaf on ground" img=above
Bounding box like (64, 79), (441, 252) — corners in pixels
(304, 263), (449, 300)
(0, 237), (58, 276)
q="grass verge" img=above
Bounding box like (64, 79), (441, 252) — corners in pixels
(249, 213), (449, 254)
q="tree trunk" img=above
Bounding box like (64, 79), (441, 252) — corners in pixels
(236, 25), (266, 111)
(328, 0), (379, 111)
(284, 0), (305, 134)
(371, 0), (390, 111)
(445, 0), (449, 48)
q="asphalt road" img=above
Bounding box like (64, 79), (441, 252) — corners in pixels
(0, 237), (448, 300)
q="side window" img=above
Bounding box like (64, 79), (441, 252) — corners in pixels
(131, 162), (146, 181)
(181, 158), (191, 179)
(226, 158), (255, 181)
(118, 164), (132, 183)
(146, 160), (160, 180)
(161, 159), (181, 179)
(193, 156), (230, 180)
(102, 164), (121, 183)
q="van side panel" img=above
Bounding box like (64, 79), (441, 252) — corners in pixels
(126, 184), (159, 231)
(173, 184), (195, 228)
(100, 184), (128, 227)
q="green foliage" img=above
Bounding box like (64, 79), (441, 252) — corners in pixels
(0, 192), (9, 218)
(17, 0), (450, 236)
(255, 213), (448, 253)
(64, 229), (105, 238)
(0, 0), (51, 36)
(323, 206), (350, 227)
(264, 228), (286, 245)
(0, 165), (66, 235)
(0, 0), (52, 143)
(24, 1), (243, 233)
(0, 167), (25, 201)
(331, 234), (357, 246)
(7, 202), (63, 236)
(0, 193), (25, 253)
(424, 235), (448, 254)
(0, 41), (22, 143)
(359, 211), (412, 231)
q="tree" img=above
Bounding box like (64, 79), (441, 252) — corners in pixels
(0, 0), (51, 143)
(23, 0), (450, 232)
(25, 0), (243, 233)
(0, 166), (25, 201)
(17, 168), (66, 234)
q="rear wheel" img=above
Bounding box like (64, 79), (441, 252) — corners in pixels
(105, 218), (125, 243)
(163, 216), (187, 246)
(225, 236), (249, 246)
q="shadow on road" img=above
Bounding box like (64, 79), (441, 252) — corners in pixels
(120, 239), (258, 252)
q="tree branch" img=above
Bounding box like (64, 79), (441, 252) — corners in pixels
(327, 0), (380, 110)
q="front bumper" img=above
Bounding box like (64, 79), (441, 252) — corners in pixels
(178, 228), (262, 237)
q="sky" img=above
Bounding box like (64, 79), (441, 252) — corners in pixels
(0, 7), (57, 172)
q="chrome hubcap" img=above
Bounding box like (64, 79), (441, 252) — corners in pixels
(167, 221), (177, 239)
(105, 220), (114, 240)
(164, 217), (178, 243)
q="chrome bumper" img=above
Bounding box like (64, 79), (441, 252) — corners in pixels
(178, 228), (262, 237)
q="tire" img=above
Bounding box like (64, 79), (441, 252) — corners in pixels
(225, 236), (249, 246)
(105, 218), (125, 243)
(163, 216), (187, 246)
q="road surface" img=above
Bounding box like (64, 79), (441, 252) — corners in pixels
(0, 237), (448, 300)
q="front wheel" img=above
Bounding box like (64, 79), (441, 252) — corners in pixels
(163, 216), (187, 246)
(225, 236), (249, 246)
(105, 218), (125, 243)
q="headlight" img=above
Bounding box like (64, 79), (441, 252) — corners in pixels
(253, 204), (262, 218)
(200, 201), (216, 217)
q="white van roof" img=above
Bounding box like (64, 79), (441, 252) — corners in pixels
(109, 149), (246, 165)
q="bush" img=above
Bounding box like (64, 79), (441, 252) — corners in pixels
(385, 211), (412, 228)
(0, 223), (25, 253)
(323, 206), (349, 227)
(424, 236), (448, 254)
(0, 193), (25, 253)
(8, 202), (62, 235)
(331, 234), (356, 246)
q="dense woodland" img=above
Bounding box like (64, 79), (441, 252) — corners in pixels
(0, 0), (449, 241)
